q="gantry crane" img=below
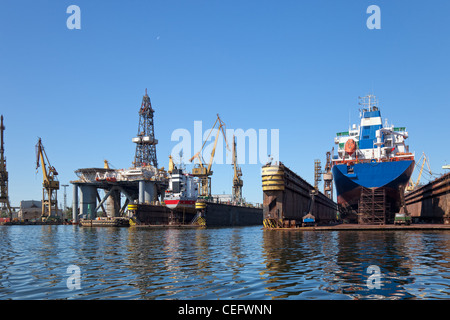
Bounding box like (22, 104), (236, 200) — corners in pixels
(36, 138), (59, 220)
(189, 114), (230, 197)
(231, 135), (243, 203)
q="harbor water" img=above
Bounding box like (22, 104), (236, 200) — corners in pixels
(0, 225), (448, 300)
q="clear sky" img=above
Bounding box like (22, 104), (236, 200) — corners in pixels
(1, 0), (449, 208)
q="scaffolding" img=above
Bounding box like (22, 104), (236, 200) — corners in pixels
(358, 187), (387, 225)
(314, 159), (322, 191)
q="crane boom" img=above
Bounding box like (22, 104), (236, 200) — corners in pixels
(406, 152), (432, 191)
(35, 138), (59, 220)
(190, 114), (230, 197)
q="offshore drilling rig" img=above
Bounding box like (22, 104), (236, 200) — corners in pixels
(71, 89), (167, 222)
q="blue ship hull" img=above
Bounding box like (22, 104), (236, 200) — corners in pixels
(332, 160), (415, 220)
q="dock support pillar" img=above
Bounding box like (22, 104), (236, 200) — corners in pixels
(138, 180), (157, 204)
(80, 185), (97, 220)
(139, 180), (145, 204)
(72, 183), (79, 223)
(144, 182), (156, 203)
(106, 189), (121, 217)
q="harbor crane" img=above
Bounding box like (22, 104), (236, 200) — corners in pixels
(406, 152), (431, 191)
(323, 151), (333, 200)
(190, 114), (230, 197)
(0, 115), (12, 219)
(231, 135), (243, 204)
(36, 138), (59, 220)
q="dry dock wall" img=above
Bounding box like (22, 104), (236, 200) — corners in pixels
(204, 202), (263, 227)
(131, 202), (263, 227)
(404, 172), (450, 223)
(262, 163), (337, 225)
(133, 204), (195, 225)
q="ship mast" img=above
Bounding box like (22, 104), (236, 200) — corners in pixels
(358, 94), (378, 113)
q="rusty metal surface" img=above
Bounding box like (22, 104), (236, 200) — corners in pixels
(134, 204), (193, 225)
(405, 172), (450, 223)
(262, 162), (337, 226)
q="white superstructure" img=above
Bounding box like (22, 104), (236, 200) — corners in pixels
(333, 95), (413, 164)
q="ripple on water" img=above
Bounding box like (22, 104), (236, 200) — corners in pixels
(0, 226), (448, 299)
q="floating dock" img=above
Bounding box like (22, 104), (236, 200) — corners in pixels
(404, 172), (450, 224)
(265, 223), (450, 231)
(260, 160), (449, 231)
(129, 201), (262, 228)
(262, 161), (337, 228)
(80, 217), (130, 227)
(197, 201), (262, 227)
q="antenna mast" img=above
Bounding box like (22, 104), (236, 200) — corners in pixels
(358, 94), (378, 112)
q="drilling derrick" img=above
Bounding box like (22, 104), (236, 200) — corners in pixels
(36, 138), (59, 220)
(0, 115), (12, 219)
(133, 89), (158, 168)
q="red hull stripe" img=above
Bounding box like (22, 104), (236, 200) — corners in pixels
(165, 200), (196, 205)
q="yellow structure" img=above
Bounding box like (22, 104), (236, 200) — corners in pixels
(189, 114), (230, 197)
(35, 138), (59, 220)
(407, 152), (431, 191)
(261, 165), (285, 191)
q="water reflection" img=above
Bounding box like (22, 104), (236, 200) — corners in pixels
(0, 226), (448, 299)
(261, 230), (450, 299)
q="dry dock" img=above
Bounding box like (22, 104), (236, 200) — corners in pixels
(262, 161), (337, 228)
(404, 172), (449, 224)
(129, 201), (262, 227)
(266, 224), (450, 231)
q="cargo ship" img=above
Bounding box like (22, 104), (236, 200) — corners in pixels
(332, 95), (415, 224)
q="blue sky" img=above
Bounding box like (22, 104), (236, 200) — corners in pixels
(0, 0), (449, 208)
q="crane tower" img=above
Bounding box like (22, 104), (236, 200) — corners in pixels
(190, 114), (229, 197)
(133, 89), (158, 168)
(232, 135), (243, 203)
(36, 138), (59, 220)
(323, 151), (333, 199)
(0, 115), (12, 218)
